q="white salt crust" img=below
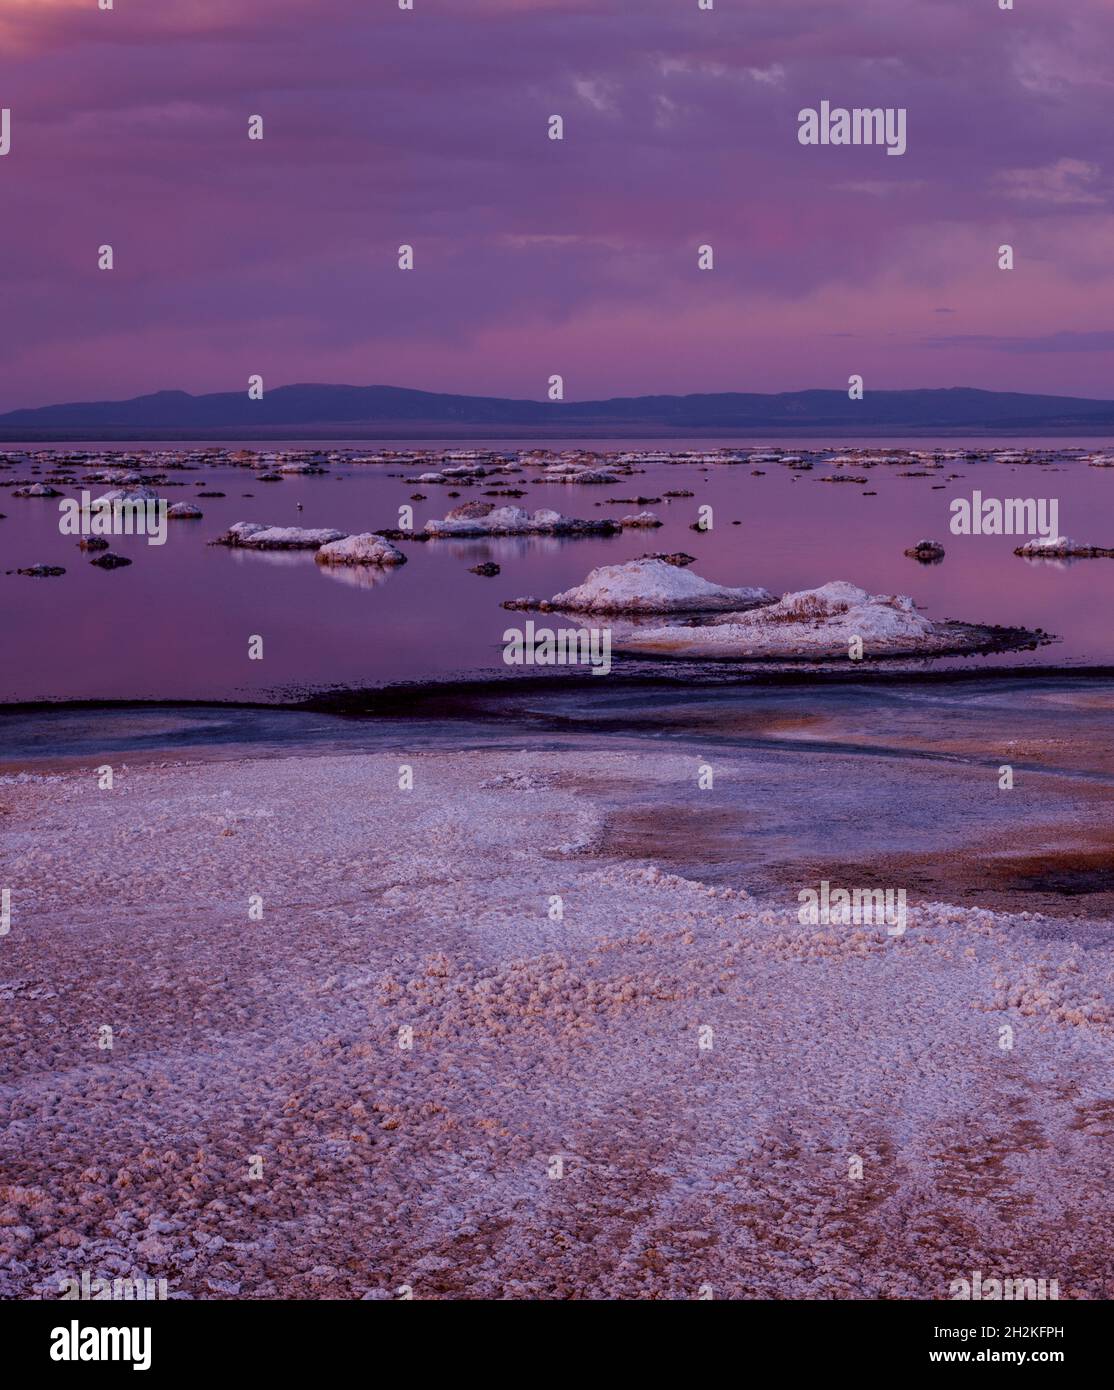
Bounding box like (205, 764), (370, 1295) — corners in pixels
(1, 747), (1110, 1300)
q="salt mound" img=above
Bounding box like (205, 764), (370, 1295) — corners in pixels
(1014, 536), (1114, 558)
(540, 465), (619, 484)
(211, 522), (347, 550)
(611, 580), (1014, 658)
(505, 558), (774, 614)
(620, 510), (663, 528)
(424, 503), (618, 537)
(167, 502), (203, 519)
(93, 486), (160, 505)
(315, 533), (407, 567)
(12, 483), (62, 498)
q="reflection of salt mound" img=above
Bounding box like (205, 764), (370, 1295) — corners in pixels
(315, 533), (406, 566)
(227, 547), (314, 568)
(316, 561), (397, 590)
(611, 580), (1020, 659)
(211, 522), (346, 549)
(425, 502), (618, 537)
(1013, 536), (1114, 558)
(505, 558), (773, 614)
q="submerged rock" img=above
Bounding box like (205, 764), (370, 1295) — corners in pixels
(504, 558), (773, 615)
(89, 552), (133, 570)
(314, 533), (407, 567)
(469, 561), (501, 577)
(211, 522), (347, 550)
(17, 564), (65, 577)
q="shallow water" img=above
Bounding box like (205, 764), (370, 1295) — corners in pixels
(2, 443), (1114, 701)
(4, 677), (1113, 921)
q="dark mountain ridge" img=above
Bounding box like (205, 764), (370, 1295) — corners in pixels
(3, 383), (1114, 440)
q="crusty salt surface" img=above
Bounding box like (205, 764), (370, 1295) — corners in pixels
(522, 558), (774, 613)
(612, 580), (997, 657)
(425, 504), (615, 536)
(314, 533), (407, 566)
(1, 745), (1110, 1299)
(212, 521), (347, 549)
(1014, 536), (1114, 558)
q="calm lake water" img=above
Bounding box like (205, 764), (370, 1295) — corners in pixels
(2, 438), (1113, 702)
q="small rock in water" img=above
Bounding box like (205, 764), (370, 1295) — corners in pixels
(89, 552), (133, 569)
(78, 536), (110, 551)
(469, 562), (501, 577)
(638, 552), (696, 568)
(17, 564), (66, 577)
(904, 539), (946, 563)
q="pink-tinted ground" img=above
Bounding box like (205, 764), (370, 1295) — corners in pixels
(1, 744), (1112, 1300)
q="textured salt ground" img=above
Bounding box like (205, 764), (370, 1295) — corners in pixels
(1, 748), (1112, 1300)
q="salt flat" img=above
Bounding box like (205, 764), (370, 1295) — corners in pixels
(2, 742), (1111, 1299)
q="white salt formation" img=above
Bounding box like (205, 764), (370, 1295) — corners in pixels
(211, 522), (347, 549)
(314, 533), (407, 566)
(424, 503), (619, 537)
(612, 581), (1024, 659)
(1014, 536), (1114, 558)
(506, 558), (774, 614)
(93, 486), (160, 505)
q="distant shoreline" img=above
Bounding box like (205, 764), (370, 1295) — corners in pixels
(7, 425), (1114, 442)
(4, 383), (1114, 441)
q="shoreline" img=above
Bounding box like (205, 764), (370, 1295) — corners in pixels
(5, 658), (1114, 724)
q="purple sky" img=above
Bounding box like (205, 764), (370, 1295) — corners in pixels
(2, 0), (1113, 409)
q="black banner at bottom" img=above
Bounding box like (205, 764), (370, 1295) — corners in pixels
(4, 1294), (1096, 1377)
